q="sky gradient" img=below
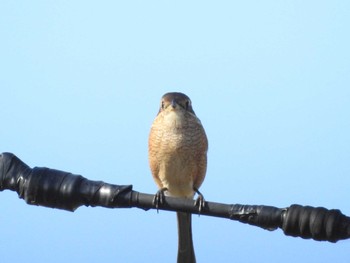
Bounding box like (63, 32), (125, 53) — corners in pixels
(1, 1), (349, 262)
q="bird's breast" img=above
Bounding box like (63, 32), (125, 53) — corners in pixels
(149, 109), (207, 198)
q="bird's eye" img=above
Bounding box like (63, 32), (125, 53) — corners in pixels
(185, 100), (191, 109)
(161, 101), (165, 109)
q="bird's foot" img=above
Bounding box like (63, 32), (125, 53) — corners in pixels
(153, 188), (168, 212)
(193, 187), (205, 214)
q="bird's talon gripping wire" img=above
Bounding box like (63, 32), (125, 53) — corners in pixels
(193, 187), (205, 214)
(153, 188), (168, 213)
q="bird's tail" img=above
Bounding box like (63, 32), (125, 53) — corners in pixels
(176, 212), (196, 263)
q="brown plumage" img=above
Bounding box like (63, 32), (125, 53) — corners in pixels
(148, 92), (208, 263)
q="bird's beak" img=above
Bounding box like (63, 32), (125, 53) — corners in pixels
(171, 99), (177, 108)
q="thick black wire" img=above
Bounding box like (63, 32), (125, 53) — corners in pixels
(1, 152), (349, 242)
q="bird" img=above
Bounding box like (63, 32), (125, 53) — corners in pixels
(148, 92), (208, 263)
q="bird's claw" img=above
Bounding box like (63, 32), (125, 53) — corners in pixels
(193, 188), (205, 214)
(153, 188), (167, 213)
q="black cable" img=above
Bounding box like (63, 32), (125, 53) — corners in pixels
(1, 152), (349, 242)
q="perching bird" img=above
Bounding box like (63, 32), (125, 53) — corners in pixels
(148, 92), (208, 263)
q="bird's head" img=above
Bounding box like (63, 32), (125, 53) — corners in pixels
(158, 92), (195, 115)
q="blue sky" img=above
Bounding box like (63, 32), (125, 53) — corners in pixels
(1, 1), (349, 262)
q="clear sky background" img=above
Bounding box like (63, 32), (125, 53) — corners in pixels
(1, 1), (349, 262)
